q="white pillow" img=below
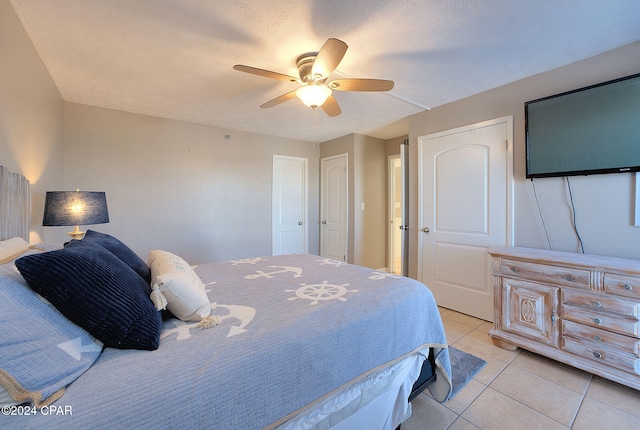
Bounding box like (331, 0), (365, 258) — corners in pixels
(147, 250), (211, 323)
(0, 237), (29, 265)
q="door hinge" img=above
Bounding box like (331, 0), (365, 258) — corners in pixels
(505, 140), (509, 150)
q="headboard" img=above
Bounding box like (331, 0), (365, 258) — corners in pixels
(0, 166), (31, 241)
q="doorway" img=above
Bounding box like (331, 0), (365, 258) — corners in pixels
(388, 154), (402, 274)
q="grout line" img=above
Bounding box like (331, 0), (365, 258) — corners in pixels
(570, 386), (590, 429)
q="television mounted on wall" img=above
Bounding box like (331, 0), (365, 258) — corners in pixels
(525, 73), (640, 179)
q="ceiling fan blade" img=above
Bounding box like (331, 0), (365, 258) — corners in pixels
(321, 95), (341, 117)
(260, 90), (297, 108)
(233, 65), (298, 83)
(328, 78), (394, 92)
(311, 38), (348, 80)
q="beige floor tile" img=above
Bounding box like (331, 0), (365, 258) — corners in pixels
(440, 309), (487, 329)
(572, 396), (640, 429)
(443, 378), (487, 415)
(448, 417), (481, 430)
(475, 321), (494, 333)
(403, 392), (458, 430)
(510, 350), (592, 394)
(462, 388), (568, 430)
(438, 306), (450, 317)
(453, 330), (519, 363)
(489, 365), (582, 426)
(585, 376), (640, 418)
(443, 318), (476, 343)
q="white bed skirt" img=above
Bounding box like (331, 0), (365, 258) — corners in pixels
(274, 348), (430, 430)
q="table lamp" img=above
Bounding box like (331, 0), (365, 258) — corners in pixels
(42, 190), (109, 239)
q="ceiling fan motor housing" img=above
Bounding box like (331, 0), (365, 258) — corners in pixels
(296, 53), (321, 83)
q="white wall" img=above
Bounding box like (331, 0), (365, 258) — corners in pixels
(407, 41), (640, 279)
(0, 0), (64, 243)
(62, 103), (320, 264)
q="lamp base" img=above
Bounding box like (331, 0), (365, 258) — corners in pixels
(67, 226), (85, 240)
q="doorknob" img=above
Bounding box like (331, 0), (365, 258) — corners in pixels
(322, 221), (327, 224)
(298, 221), (303, 225)
(422, 227), (430, 233)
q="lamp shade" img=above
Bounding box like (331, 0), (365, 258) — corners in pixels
(43, 191), (109, 227)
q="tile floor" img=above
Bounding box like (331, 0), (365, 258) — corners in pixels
(402, 308), (640, 430)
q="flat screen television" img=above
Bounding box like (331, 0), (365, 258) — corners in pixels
(525, 73), (640, 178)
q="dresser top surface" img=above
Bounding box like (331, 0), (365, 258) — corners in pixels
(488, 246), (640, 275)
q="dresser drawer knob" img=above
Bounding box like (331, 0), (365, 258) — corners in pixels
(592, 301), (602, 308)
(593, 351), (603, 359)
(509, 266), (519, 273)
(593, 335), (602, 342)
(623, 284), (632, 291)
(593, 318), (602, 325)
(564, 274), (573, 281)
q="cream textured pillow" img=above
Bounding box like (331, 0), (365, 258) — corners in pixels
(148, 250), (217, 327)
(0, 237), (30, 264)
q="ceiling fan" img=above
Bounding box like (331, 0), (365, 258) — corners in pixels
(233, 38), (394, 117)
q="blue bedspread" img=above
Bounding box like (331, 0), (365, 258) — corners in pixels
(1, 254), (451, 429)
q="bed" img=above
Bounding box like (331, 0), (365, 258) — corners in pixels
(0, 169), (452, 429)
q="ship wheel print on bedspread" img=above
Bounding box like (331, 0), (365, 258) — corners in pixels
(286, 281), (358, 305)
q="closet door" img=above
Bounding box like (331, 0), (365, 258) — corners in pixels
(418, 117), (513, 321)
(321, 153), (348, 262)
(272, 155), (307, 255)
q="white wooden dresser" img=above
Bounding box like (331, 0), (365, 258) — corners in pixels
(488, 246), (640, 390)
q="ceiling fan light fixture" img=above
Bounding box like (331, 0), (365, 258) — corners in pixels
(296, 85), (332, 108)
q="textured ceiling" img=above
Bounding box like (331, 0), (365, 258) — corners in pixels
(9, 0), (640, 142)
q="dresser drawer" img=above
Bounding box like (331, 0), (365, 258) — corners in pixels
(563, 289), (640, 319)
(563, 304), (640, 338)
(604, 273), (640, 300)
(498, 259), (589, 288)
(562, 336), (640, 375)
(562, 320), (640, 356)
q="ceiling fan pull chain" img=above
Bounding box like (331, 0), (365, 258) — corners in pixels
(313, 107), (318, 148)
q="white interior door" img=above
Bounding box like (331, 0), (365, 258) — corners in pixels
(272, 155), (307, 255)
(321, 154), (348, 261)
(419, 116), (513, 321)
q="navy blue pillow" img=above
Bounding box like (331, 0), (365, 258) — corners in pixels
(83, 230), (151, 284)
(15, 240), (161, 350)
